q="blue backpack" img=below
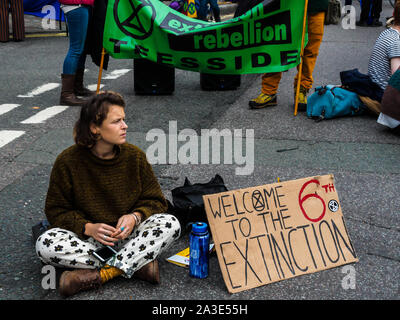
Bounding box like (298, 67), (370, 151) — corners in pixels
(307, 85), (366, 121)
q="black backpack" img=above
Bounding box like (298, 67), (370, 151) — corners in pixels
(31, 219), (50, 243)
(169, 174), (228, 234)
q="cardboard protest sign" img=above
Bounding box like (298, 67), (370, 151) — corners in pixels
(203, 175), (358, 293)
(103, 0), (307, 74)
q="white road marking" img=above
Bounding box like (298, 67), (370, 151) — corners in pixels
(0, 104), (20, 116)
(1, 69), (121, 149)
(0, 130), (25, 148)
(102, 69), (131, 79)
(87, 84), (104, 91)
(20, 105), (69, 124)
(18, 83), (60, 98)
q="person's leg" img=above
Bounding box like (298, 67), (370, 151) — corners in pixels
(370, 0), (383, 26)
(63, 7), (89, 75)
(198, 0), (208, 20)
(74, 7), (95, 97)
(74, 67), (96, 97)
(60, 7), (90, 106)
(36, 228), (103, 269)
(357, 0), (372, 25)
(372, 0), (382, 19)
(73, 7), (94, 97)
(9, 0), (24, 41)
(262, 72), (282, 95)
(0, 0), (10, 42)
(107, 213), (181, 280)
(248, 72), (281, 109)
(209, 0), (221, 22)
(294, 12), (325, 92)
(36, 227), (119, 297)
(293, 12), (325, 111)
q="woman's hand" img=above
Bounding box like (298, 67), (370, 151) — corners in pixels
(84, 223), (119, 246)
(111, 214), (138, 240)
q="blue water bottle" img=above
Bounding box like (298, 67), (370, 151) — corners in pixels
(189, 222), (210, 279)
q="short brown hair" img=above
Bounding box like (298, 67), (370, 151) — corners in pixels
(73, 91), (126, 148)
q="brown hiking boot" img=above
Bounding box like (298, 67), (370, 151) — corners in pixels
(60, 74), (87, 106)
(134, 260), (160, 284)
(74, 69), (95, 97)
(59, 268), (101, 297)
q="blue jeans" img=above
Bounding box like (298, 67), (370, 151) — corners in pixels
(63, 6), (90, 75)
(198, 0), (220, 21)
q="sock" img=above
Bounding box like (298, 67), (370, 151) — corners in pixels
(99, 265), (123, 284)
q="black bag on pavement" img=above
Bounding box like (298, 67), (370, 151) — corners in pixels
(32, 219), (50, 243)
(170, 174), (228, 234)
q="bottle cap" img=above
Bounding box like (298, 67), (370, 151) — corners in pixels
(192, 222), (208, 233)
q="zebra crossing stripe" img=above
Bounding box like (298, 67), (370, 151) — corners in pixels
(17, 83), (60, 98)
(0, 104), (20, 116)
(0, 130), (25, 148)
(87, 84), (104, 91)
(102, 69), (131, 79)
(20, 105), (69, 124)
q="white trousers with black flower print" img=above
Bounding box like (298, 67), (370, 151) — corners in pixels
(35, 214), (181, 278)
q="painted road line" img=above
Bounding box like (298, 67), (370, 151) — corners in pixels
(0, 104), (20, 116)
(102, 69), (131, 80)
(87, 84), (105, 91)
(0, 130), (25, 149)
(18, 83), (60, 98)
(20, 105), (69, 124)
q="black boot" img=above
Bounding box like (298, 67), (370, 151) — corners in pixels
(213, 9), (221, 22)
(370, 18), (383, 27)
(356, 20), (369, 27)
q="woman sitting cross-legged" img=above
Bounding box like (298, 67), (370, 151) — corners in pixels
(35, 91), (181, 297)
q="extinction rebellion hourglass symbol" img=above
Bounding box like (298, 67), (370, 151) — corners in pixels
(113, 0), (156, 40)
(328, 200), (339, 212)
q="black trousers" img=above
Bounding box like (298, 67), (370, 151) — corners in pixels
(360, 0), (383, 22)
(0, 0), (25, 42)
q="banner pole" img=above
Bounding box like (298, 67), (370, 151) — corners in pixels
(294, 0), (309, 116)
(96, 48), (106, 94)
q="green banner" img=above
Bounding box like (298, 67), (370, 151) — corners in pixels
(103, 0), (307, 74)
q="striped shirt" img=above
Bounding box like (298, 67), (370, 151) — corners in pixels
(368, 28), (400, 90)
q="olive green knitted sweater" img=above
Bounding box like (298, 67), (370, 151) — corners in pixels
(45, 143), (168, 239)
